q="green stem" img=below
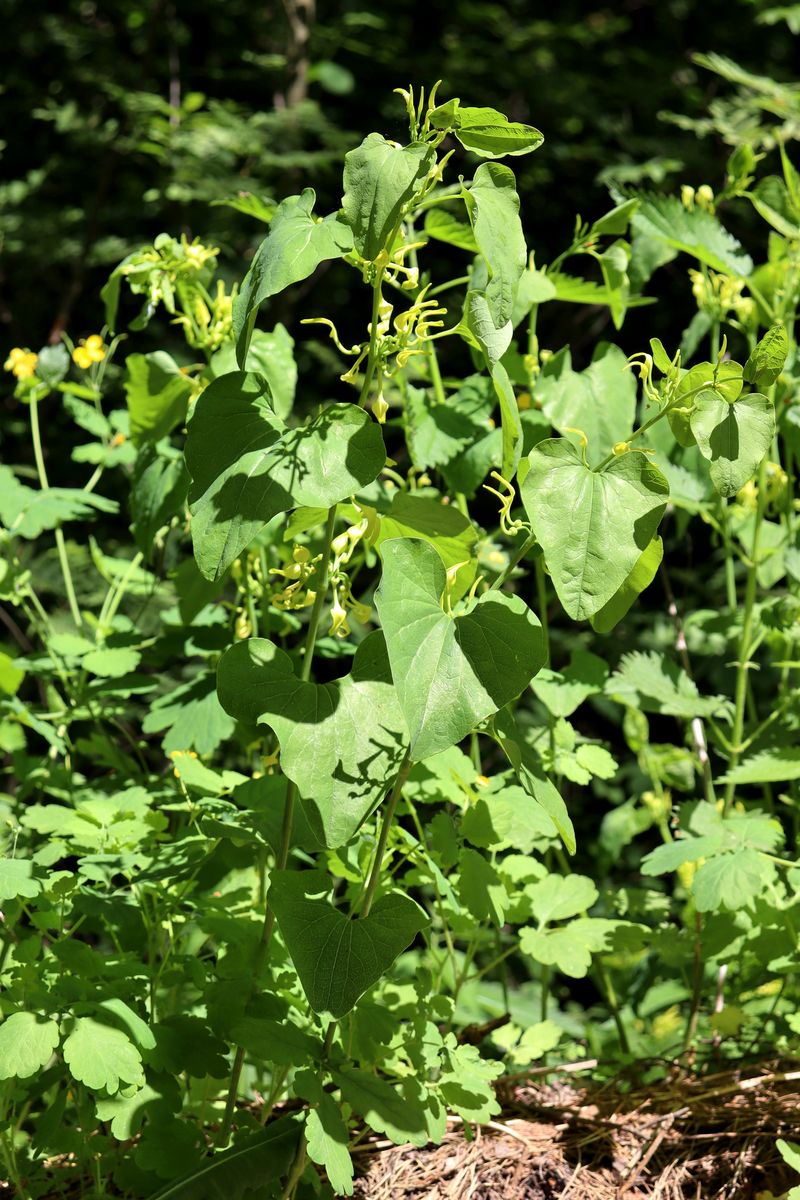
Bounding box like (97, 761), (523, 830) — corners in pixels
(358, 268), (386, 408)
(489, 533), (537, 593)
(724, 460), (767, 812)
(534, 553), (550, 667)
(596, 962), (631, 1054)
(29, 392), (82, 627)
(359, 752), (412, 918)
(219, 505), (338, 1144)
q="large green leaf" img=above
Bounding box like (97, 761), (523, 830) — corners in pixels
(185, 372), (385, 580)
(374, 538), (545, 760)
(149, 1118), (300, 1200)
(209, 325), (297, 420)
(521, 440), (669, 620)
(124, 351), (194, 444)
(463, 162), (526, 327)
(534, 344), (637, 467)
(630, 193), (753, 276)
(374, 492), (477, 601)
(0, 1013), (59, 1080)
(342, 134), (435, 261)
(269, 870), (428, 1019)
(690, 391), (774, 498)
(430, 101), (543, 158)
(232, 190), (353, 365)
(590, 536), (663, 633)
(217, 632), (407, 848)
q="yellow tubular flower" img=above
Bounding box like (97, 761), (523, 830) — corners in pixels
(4, 347), (38, 379)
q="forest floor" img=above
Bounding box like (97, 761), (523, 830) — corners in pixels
(352, 1061), (800, 1199)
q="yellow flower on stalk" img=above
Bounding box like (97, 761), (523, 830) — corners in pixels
(72, 334), (106, 370)
(4, 347), (38, 379)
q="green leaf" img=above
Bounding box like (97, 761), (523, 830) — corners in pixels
(342, 134), (435, 261)
(690, 391), (774, 498)
(374, 538), (545, 760)
(0, 858), (42, 901)
(492, 360), (523, 479)
(305, 1094), (354, 1196)
(0, 1013), (60, 1080)
(721, 747), (800, 784)
(331, 1067), (429, 1145)
(693, 848), (773, 912)
(491, 707), (575, 852)
(233, 190), (353, 365)
(374, 492), (477, 601)
(463, 163), (526, 327)
(458, 848), (507, 925)
(185, 372), (385, 580)
(130, 445), (189, 557)
(606, 651), (731, 719)
(430, 101), (543, 158)
(532, 650), (609, 718)
(148, 1118), (300, 1200)
(778, 1139), (800, 1175)
(124, 352), (194, 444)
(590, 536), (663, 633)
(520, 918), (621, 978)
(143, 674), (234, 756)
(630, 193), (753, 275)
(423, 207), (478, 252)
(209, 325), (297, 420)
(0, 466), (118, 539)
(82, 646), (142, 677)
(458, 289), (512, 367)
(229, 1017), (322, 1067)
(535, 344), (637, 466)
(526, 874), (598, 923)
(751, 175), (800, 238)
(744, 324), (789, 389)
(217, 632), (407, 848)
(437, 1042), (503, 1122)
(547, 271), (655, 311)
(0, 652), (24, 697)
(521, 441), (668, 620)
(269, 870), (428, 1019)
(63, 1017), (145, 1093)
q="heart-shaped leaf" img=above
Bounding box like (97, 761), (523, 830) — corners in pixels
(690, 391), (775, 498)
(342, 134), (435, 261)
(216, 632), (407, 848)
(185, 372), (385, 580)
(232, 189), (353, 365)
(374, 538), (545, 761)
(269, 870), (428, 1019)
(521, 439), (669, 620)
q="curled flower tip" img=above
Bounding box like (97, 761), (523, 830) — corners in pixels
(372, 391), (389, 424)
(613, 441), (630, 456)
(4, 347), (38, 379)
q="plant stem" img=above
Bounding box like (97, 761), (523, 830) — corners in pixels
(219, 504), (338, 1144)
(724, 460), (767, 812)
(534, 552), (550, 667)
(29, 391), (82, 627)
(358, 267), (385, 408)
(489, 532), (537, 593)
(359, 752), (412, 918)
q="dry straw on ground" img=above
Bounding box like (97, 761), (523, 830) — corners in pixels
(352, 1061), (800, 1199)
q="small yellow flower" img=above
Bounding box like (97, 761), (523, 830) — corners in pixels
(72, 334), (106, 370)
(4, 347), (38, 380)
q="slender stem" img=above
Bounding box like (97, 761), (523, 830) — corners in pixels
(534, 553), (550, 667)
(358, 268), (385, 408)
(683, 912), (704, 1052)
(724, 460), (767, 812)
(219, 505), (338, 1143)
(489, 533), (537, 593)
(596, 962), (631, 1055)
(29, 392), (82, 627)
(359, 752), (412, 919)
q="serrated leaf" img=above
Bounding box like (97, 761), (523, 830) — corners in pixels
(185, 372), (385, 580)
(0, 466), (118, 538)
(82, 646), (142, 678)
(721, 747), (800, 784)
(693, 848), (773, 912)
(492, 707), (575, 852)
(217, 632), (407, 848)
(374, 538), (545, 760)
(437, 1042), (503, 1122)
(305, 1095), (354, 1196)
(531, 650), (609, 718)
(631, 193), (753, 275)
(458, 848), (507, 925)
(233, 190), (353, 364)
(606, 650), (731, 719)
(332, 1067), (429, 1145)
(269, 870), (428, 1019)
(526, 873), (598, 923)
(0, 858), (42, 901)
(520, 917), (623, 978)
(63, 1017), (145, 1093)
(0, 1013), (60, 1079)
(521, 441), (668, 620)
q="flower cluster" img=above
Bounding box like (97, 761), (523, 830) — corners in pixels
(268, 545), (321, 614)
(4, 347), (38, 380)
(328, 504), (378, 638)
(689, 269), (755, 325)
(72, 334), (106, 370)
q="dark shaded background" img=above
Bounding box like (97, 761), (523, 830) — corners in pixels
(2, 0), (798, 363)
